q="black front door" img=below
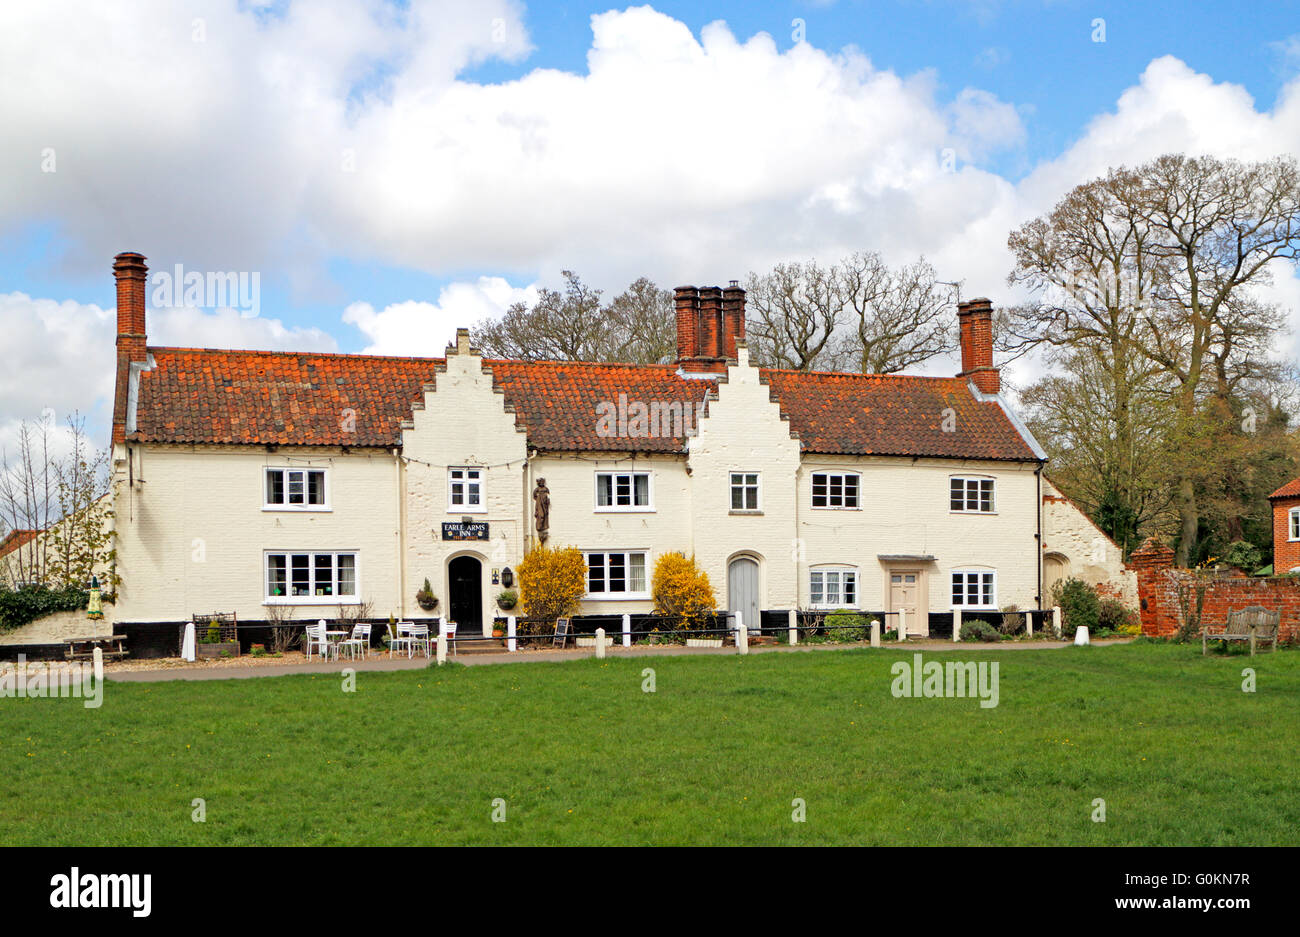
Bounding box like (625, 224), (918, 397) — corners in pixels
(448, 556), (482, 635)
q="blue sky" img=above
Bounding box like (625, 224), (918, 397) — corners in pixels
(2, 0), (1299, 446)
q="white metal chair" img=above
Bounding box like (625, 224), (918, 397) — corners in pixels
(408, 622), (431, 658)
(389, 621), (415, 658)
(338, 623), (371, 660)
(304, 621), (335, 661)
(442, 620), (458, 657)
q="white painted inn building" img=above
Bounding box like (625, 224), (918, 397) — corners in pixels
(102, 252), (1132, 640)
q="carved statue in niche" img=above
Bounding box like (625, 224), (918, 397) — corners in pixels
(533, 478), (551, 543)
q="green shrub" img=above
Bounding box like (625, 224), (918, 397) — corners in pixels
(825, 609), (866, 642)
(1052, 577), (1100, 637)
(0, 584), (89, 631)
(1096, 598), (1134, 634)
(1221, 540), (1263, 572)
(960, 619), (1001, 642)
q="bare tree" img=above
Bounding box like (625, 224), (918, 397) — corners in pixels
(1008, 153), (1300, 564)
(0, 412), (115, 589)
(837, 253), (952, 373)
(743, 260), (846, 371)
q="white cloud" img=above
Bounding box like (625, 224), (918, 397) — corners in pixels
(343, 277), (539, 356)
(147, 306), (340, 353)
(0, 293), (114, 433)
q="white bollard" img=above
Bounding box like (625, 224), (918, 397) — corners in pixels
(870, 619), (880, 647)
(436, 617), (447, 665)
(1074, 625), (1090, 646)
(507, 615), (517, 652)
(622, 612), (631, 648)
(787, 608), (798, 646)
(595, 627), (607, 659)
(738, 623), (749, 655)
(953, 608), (961, 642)
(1052, 605), (1062, 638)
(92, 646), (103, 685)
(1027, 612), (1033, 638)
(898, 608), (907, 641)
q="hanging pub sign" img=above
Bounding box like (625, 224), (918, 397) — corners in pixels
(441, 521), (489, 541)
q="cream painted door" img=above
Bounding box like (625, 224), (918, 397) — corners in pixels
(889, 571), (924, 637)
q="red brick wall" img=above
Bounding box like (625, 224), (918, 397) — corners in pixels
(1136, 566), (1299, 643)
(112, 252), (149, 445)
(1271, 496), (1300, 574)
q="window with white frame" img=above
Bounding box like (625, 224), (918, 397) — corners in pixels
(1290, 507), (1300, 540)
(595, 471), (651, 510)
(730, 472), (760, 511)
(951, 569), (996, 609)
(266, 551), (358, 602)
(585, 550), (648, 597)
(264, 467), (327, 509)
(811, 472), (859, 509)
(810, 566), (857, 608)
(950, 476), (995, 513)
(448, 467), (484, 512)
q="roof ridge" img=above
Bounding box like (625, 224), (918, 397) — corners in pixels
(149, 346), (446, 364)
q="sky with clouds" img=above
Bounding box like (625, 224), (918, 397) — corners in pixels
(2, 0), (1299, 456)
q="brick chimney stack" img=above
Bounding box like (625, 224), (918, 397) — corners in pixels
(112, 252), (149, 445)
(956, 297), (999, 395)
(722, 281), (746, 359)
(674, 282), (745, 373)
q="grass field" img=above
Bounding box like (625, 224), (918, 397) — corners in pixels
(1, 642), (1297, 845)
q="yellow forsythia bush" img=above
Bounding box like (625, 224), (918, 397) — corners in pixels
(517, 544), (588, 624)
(651, 552), (716, 629)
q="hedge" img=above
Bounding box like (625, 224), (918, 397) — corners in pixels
(0, 585), (89, 632)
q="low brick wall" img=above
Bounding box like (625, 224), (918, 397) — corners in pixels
(1131, 538), (1299, 643)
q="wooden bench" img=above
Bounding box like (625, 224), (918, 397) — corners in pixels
(1202, 606), (1279, 656)
(64, 634), (129, 661)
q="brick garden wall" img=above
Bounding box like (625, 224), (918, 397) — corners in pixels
(1131, 538), (1300, 643)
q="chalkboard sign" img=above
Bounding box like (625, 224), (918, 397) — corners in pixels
(553, 618), (571, 648)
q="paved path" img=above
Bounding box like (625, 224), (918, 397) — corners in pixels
(105, 637), (1133, 683)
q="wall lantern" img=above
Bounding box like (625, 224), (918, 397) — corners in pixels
(501, 567), (514, 588)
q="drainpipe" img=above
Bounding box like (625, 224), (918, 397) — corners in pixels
(394, 447), (406, 619)
(1035, 462), (1043, 609)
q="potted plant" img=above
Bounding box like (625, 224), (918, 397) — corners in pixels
(415, 578), (439, 612)
(496, 588), (517, 611)
(492, 618), (507, 646)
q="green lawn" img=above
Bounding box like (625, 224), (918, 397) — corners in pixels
(2, 643), (1297, 845)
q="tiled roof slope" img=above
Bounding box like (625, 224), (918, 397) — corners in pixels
(1268, 478), (1300, 500)
(130, 347), (1041, 461)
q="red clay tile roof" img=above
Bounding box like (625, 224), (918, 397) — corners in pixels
(761, 369), (1040, 461)
(0, 529), (41, 558)
(1268, 478), (1300, 500)
(129, 347), (1042, 461)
